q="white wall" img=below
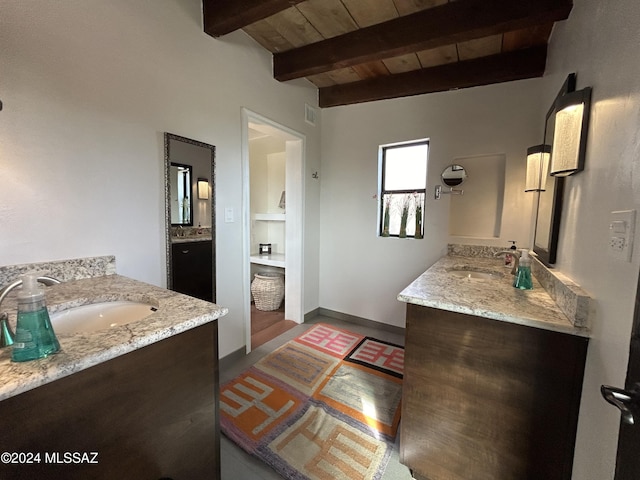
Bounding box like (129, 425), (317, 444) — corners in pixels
(449, 153), (506, 238)
(319, 80), (542, 327)
(542, 0), (640, 477)
(0, 0), (321, 358)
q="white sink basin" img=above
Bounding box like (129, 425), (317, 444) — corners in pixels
(50, 301), (157, 335)
(448, 269), (501, 280)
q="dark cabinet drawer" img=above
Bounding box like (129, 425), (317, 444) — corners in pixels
(172, 240), (213, 301)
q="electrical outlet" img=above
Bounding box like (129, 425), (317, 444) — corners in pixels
(609, 210), (636, 262)
(610, 236), (625, 252)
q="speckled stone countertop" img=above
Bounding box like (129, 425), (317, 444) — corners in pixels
(0, 274), (227, 401)
(398, 255), (589, 337)
(171, 235), (212, 244)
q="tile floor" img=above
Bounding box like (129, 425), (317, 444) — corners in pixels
(219, 315), (415, 480)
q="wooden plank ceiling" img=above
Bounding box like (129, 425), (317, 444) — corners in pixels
(203, 0), (572, 108)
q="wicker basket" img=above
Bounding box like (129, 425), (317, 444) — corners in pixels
(251, 272), (285, 311)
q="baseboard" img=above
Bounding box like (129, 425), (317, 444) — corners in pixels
(304, 307), (320, 322)
(219, 346), (246, 369)
(315, 307), (406, 337)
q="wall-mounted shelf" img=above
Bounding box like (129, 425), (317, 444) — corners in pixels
(253, 213), (285, 221)
(250, 253), (285, 268)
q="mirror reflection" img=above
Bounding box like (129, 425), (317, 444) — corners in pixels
(164, 133), (216, 302)
(442, 164), (467, 187)
(170, 163), (193, 226)
(534, 114), (561, 253)
(533, 74), (574, 266)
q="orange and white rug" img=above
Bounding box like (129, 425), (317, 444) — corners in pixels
(220, 323), (404, 480)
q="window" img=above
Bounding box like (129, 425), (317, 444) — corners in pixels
(378, 139), (428, 238)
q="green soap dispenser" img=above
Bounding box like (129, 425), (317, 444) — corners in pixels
(513, 249), (534, 290)
(11, 274), (60, 362)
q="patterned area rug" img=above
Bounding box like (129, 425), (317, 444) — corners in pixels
(220, 323), (404, 480)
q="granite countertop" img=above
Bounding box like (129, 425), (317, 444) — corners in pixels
(0, 274), (227, 401)
(171, 235), (212, 244)
(397, 255), (589, 337)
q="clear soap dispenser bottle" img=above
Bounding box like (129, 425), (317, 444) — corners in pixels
(11, 274), (60, 362)
(513, 249), (534, 290)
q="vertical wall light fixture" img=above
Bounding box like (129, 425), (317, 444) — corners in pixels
(525, 144), (551, 192)
(197, 178), (209, 199)
(550, 87), (592, 176)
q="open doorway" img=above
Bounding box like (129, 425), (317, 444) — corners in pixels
(241, 109), (305, 353)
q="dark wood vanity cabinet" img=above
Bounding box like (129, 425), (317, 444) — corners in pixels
(171, 240), (213, 302)
(0, 322), (220, 480)
(401, 303), (588, 480)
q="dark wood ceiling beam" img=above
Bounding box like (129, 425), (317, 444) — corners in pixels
(274, 0), (571, 81)
(203, 0), (306, 37)
(318, 45), (547, 108)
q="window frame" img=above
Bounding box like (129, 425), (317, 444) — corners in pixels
(378, 139), (429, 238)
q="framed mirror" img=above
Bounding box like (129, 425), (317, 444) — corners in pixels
(164, 133), (216, 300)
(170, 162), (193, 226)
(441, 164), (467, 187)
(533, 74), (575, 266)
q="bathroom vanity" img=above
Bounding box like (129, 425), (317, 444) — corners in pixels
(0, 268), (227, 480)
(398, 250), (589, 480)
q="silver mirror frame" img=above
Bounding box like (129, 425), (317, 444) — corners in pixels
(164, 133), (216, 296)
(441, 164), (467, 187)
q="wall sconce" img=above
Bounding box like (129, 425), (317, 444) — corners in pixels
(197, 178), (209, 200)
(525, 144), (551, 192)
(550, 87), (592, 176)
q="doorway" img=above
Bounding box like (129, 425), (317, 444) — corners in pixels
(241, 109), (305, 353)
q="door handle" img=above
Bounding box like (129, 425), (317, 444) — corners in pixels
(600, 383), (640, 425)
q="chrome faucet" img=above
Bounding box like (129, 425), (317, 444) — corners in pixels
(494, 250), (521, 275)
(0, 276), (61, 348)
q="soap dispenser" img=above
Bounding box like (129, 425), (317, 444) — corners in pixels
(513, 249), (534, 290)
(11, 274), (60, 362)
(504, 240), (517, 267)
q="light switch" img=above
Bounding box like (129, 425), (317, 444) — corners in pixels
(611, 220), (627, 234)
(224, 208), (234, 223)
(609, 210), (636, 262)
